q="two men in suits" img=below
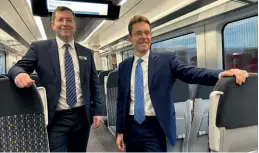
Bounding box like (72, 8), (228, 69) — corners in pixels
(116, 15), (248, 152)
(8, 6), (103, 152)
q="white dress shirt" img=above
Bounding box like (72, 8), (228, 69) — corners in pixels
(129, 50), (156, 116)
(128, 50), (223, 116)
(55, 36), (84, 110)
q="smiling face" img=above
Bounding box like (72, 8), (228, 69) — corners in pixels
(51, 10), (76, 43)
(128, 21), (151, 55)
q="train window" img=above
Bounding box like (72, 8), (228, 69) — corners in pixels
(151, 33), (197, 66)
(122, 51), (129, 60)
(111, 54), (117, 70)
(0, 51), (5, 74)
(106, 55), (112, 70)
(223, 16), (258, 72)
(128, 50), (134, 57)
(122, 50), (134, 60)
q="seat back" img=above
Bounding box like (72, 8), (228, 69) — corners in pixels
(168, 79), (192, 152)
(98, 70), (112, 116)
(0, 75), (7, 78)
(106, 70), (118, 135)
(1, 74), (8, 77)
(0, 78), (49, 152)
(30, 74), (42, 87)
(37, 87), (48, 126)
(209, 73), (258, 152)
(189, 85), (214, 152)
(97, 70), (103, 75)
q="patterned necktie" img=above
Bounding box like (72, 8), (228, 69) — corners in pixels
(134, 58), (145, 124)
(64, 44), (77, 107)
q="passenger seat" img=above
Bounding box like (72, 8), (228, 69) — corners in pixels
(168, 79), (192, 152)
(98, 70), (112, 125)
(209, 73), (258, 152)
(106, 70), (118, 136)
(0, 78), (49, 152)
(188, 85), (214, 152)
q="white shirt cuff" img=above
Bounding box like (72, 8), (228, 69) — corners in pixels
(218, 72), (222, 79)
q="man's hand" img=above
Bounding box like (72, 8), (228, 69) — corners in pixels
(93, 116), (102, 129)
(219, 69), (249, 85)
(116, 133), (125, 151)
(14, 73), (35, 88)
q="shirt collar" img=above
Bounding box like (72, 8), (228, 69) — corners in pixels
(134, 50), (150, 63)
(56, 36), (75, 50)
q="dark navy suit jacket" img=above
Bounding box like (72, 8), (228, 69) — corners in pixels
(116, 51), (221, 146)
(8, 39), (103, 125)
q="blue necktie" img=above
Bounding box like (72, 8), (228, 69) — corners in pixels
(64, 44), (77, 107)
(134, 59), (145, 124)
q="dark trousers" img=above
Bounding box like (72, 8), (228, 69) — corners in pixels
(47, 106), (90, 152)
(125, 116), (167, 152)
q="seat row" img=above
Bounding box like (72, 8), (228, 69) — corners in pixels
(0, 72), (257, 152)
(99, 71), (258, 152)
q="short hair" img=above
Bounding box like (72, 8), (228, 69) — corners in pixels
(128, 15), (151, 35)
(51, 6), (75, 22)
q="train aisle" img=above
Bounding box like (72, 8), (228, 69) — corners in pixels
(87, 123), (120, 152)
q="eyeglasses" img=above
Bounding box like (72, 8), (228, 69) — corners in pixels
(133, 31), (151, 37)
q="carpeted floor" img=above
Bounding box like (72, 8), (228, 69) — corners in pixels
(87, 123), (121, 152)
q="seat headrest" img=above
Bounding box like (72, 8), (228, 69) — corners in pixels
(173, 79), (190, 102)
(214, 73), (258, 129)
(99, 70), (112, 84)
(30, 74), (42, 87)
(0, 75), (7, 78)
(193, 85), (214, 99)
(0, 78), (44, 117)
(97, 70), (103, 74)
(107, 70), (118, 88)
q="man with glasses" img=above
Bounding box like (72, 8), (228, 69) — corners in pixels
(116, 15), (248, 152)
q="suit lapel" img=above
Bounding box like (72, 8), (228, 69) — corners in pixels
(49, 40), (61, 82)
(74, 43), (85, 83)
(126, 57), (134, 99)
(148, 51), (158, 89)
